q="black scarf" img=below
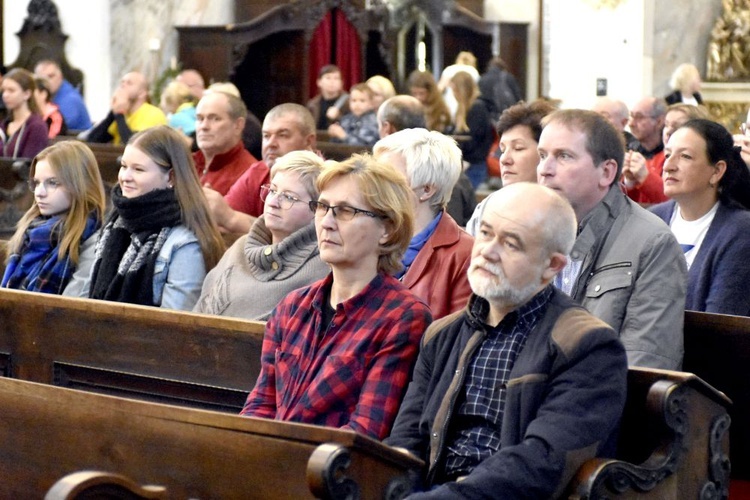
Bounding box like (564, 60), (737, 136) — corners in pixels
(89, 186), (182, 305)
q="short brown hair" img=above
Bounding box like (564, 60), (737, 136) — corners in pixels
(543, 109), (625, 185)
(316, 154), (414, 275)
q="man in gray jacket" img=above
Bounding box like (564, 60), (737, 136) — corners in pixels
(537, 108), (686, 369)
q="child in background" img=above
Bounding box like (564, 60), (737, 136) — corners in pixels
(33, 76), (68, 139)
(159, 80), (197, 143)
(327, 83), (379, 147)
(306, 65), (349, 130)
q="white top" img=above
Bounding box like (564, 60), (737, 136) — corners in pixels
(681, 94), (699, 106)
(669, 202), (718, 269)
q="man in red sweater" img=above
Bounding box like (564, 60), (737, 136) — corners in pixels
(203, 103), (316, 234)
(194, 90), (257, 196)
(623, 97), (668, 205)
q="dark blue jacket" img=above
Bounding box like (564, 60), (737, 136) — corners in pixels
(651, 200), (750, 316)
(386, 287), (627, 499)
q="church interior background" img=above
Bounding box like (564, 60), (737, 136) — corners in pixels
(2, 0), (749, 131)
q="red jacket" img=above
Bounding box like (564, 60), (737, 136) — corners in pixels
(626, 149), (668, 205)
(402, 211), (474, 320)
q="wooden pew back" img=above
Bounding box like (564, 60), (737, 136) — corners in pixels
(0, 377), (422, 499)
(570, 367), (731, 498)
(317, 141), (370, 161)
(683, 310), (750, 481)
(0, 157), (33, 238)
(0, 288), (263, 412)
(49, 137), (123, 189)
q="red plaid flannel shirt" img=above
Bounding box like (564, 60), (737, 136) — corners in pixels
(241, 272), (432, 439)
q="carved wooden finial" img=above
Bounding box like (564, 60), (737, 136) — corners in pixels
(18, 0), (62, 35)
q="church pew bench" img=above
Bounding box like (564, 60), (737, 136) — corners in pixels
(568, 367), (731, 498)
(0, 377), (422, 499)
(683, 310), (750, 484)
(45, 471), (168, 500)
(0, 157), (33, 238)
(49, 136), (123, 188)
(85, 141), (125, 187)
(317, 141), (370, 161)
(0, 288), (264, 413)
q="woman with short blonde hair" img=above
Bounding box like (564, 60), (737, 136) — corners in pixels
(195, 150), (330, 320)
(241, 154), (432, 440)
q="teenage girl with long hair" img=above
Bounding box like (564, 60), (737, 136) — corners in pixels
(2, 141), (105, 294)
(88, 125), (225, 310)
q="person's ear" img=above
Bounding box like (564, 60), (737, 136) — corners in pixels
(712, 160), (727, 187)
(599, 158), (619, 188)
(542, 252), (567, 283)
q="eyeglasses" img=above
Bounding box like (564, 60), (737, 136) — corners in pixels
(308, 200), (385, 221)
(259, 184), (308, 209)
(28, 178), (63, 193)
(629, 112), (656, 121)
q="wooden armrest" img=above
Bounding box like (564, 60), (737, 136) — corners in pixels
(45, 470), (167, 500)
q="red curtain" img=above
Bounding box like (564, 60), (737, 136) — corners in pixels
(334, 9), (362, 92)
(308, 11), (333, 98)
(307, 9), (362, 98)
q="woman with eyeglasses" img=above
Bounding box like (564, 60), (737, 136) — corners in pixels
(194, 150), (329, 320)
(87, 125), (225, 310)
(2, 141), (105, 294)
(651, 119), (750, 315)
(241, 154), (432, 440)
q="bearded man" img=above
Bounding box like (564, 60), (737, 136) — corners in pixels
(385, 182), (628, 499)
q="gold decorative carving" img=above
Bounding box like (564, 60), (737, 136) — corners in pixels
(703, 100), (748, 133)
(707, 0), (750, 81)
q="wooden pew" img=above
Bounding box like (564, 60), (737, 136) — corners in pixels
(0, 288), (264, 413)
(317, 141), (371, 161)
(49, 136), (123, 188)
(85, 142), (124, 187)
(0, 377), (422, 499)
(569, 367), (731, 498)
(0, 157), (33, 238)
(683, 311), (750, 482)
(45, 471), (168, 500)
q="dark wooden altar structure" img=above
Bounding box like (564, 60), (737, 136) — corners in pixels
(177, 0), (528, 119)
(4, 0), (84, 94)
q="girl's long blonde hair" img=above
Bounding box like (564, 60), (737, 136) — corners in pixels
(451, 71), (480, 134)
(8, 141), (106, 264)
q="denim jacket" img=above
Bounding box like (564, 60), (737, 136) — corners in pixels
(152, 225), (206, 310)
(65, 225), (205, 311)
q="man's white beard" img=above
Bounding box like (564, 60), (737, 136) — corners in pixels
(468, 259), (541, 308)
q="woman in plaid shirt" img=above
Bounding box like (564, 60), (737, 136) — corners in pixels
(241, 154), (433, 439)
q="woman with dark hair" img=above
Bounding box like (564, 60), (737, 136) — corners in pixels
(465, 99), (558, 236)
(651, 118), (750, 315)
(88, 125), (225, 310)
(0, 68), (48, 158)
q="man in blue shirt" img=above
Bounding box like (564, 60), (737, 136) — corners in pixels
(35, 59), (92, 131)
